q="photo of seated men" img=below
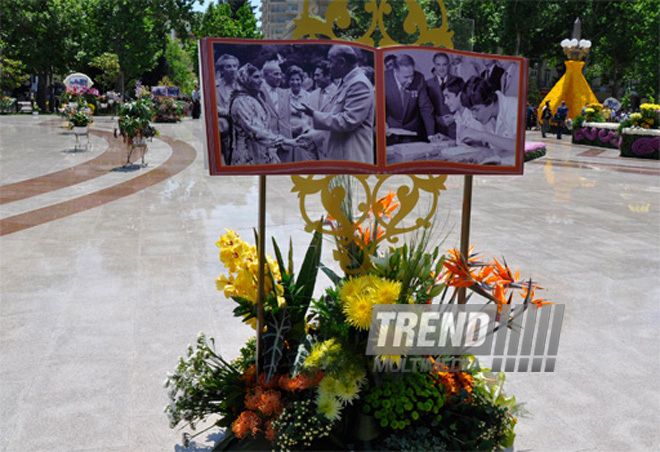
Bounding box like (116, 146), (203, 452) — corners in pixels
(211, 42), (376, 167)
(384, 49), (521, 167)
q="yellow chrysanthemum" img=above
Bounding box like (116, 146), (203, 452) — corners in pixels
(334, 378), (360, 404)
(338, 276), (368, 304)
(316, 392), (342, 421)
(343, 294), (374, 330)
(318, 375), (339, 395)
(304, 339), (341, 369)
(371, 278), (401, 305)
(376, 355), (402, 365)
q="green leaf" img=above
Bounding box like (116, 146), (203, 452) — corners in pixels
(293, 229), (323, 306)
(319, 263), (341, 285)
(271, 236), (287, 279)
(261, 310), (291, 384)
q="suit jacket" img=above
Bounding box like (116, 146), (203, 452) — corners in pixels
(481, 64), (505, 93)
(385, 70), (434, 143)
(259, 84), (291, 138)
(308, 84), (337, 111)
(426, 75), (457, 138)
(312, 67), (375, 164)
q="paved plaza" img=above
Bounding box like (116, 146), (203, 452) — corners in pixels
(1, 115), (659, 451)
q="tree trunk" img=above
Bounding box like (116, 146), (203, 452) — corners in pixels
(37, 72), (47, 112)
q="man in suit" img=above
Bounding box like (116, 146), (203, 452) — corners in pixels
(296, 45), (375, 164)
(260, 60), (292, 162)
(384, 54), (434, 145)
(480, 59), (506, 93)
(426, 52), (456, 139)
(308, 60), (337, 111)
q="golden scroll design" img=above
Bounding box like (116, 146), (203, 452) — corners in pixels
(292, 0), (454, 48)
(291, 175), (447, 275)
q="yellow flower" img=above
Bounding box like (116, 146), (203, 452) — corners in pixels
(334, 378), (361, 404)
(316, 392), (342, 421)
(371, 278), (401, 304)
(376, 355), (402, 365)
(339, 276), (369, 304)
(304, 339), (341, 369)
(343, 294), (374, 330)
(318, 375), (339, 395)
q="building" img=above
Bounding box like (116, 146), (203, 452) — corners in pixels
(260, 0), (331, 39)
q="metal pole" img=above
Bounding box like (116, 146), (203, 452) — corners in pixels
(458, 175), (473, 304)
(256, 175), (267, 375)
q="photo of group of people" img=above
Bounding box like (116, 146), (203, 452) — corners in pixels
(208, 41), (376, 170)
(383, 48), (523, 167)
(200, 39), (526, 175)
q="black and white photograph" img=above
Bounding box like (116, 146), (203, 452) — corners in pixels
(383, 48), (524, 167)
(209, 41), (376, 168)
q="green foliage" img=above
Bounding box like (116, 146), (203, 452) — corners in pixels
(363, 372), (445, 429)
(164, 37), (197, 94)
(381, 426), (448, 451)
(164, 333), (249, 431)
(69, 109), (93, 127)
(0, 56), (29, 94)
(90, 52), (121, 91)
(117, 96), (157, 140)
(371, 237), (446, 305)
(262, 311), (292, 384)
(153, 96), (184, 123)
(271, 398), (333, 449)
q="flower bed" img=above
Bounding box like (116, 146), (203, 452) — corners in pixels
(524, 141), (546, 162)
(164, 188), (554, 450)
(572, 122), (621, 149)
(619, 128), (660, 160)
(153, 97), (184, 123)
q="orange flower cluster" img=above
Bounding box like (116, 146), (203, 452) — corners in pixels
(432, 371), (475, 400)
(441, 248), (550, 307)
(232, 366), (325, 441)
(232, 411), (261, 440)
(326, 190), (400, 250)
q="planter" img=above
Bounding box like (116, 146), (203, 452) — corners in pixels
(133, 137), (147, 146)
(572, 123), (621, 149)
(619, 128), (660, 160)
(73, 126), (88, 135)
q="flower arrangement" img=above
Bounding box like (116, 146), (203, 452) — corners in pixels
(573, 102), (605, 130)
(0, 96), (16, 113)
(68, 108), (93, 128)
(62, 86), (100, 113)
(618, 103), (660, 133)
(116, 82), (158, 143)
(165, 189), (546, 449)
(153, 96), (184, 123)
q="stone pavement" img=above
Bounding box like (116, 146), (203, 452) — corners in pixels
(1, 115), (659, 451)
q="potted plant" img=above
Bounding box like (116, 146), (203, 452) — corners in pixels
(68, 107), (93, 134)
(117, 87), (158, 146)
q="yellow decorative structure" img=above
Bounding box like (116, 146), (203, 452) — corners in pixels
(291, 175), (447, 274)
(538, 60), (599, 122)
(293, 0), (454, 49)
(290, 0), (453, 274)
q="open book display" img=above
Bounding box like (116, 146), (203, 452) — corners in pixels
(200, 38), (528, 175)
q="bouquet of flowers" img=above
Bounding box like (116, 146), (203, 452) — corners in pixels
(116, 82), (158, 143)
(153, 97), (184, 123)
(618, 103), (660, 133)
(166, 189), (545, 450)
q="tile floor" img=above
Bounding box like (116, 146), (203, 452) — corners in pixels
(1, 115), (659, 451)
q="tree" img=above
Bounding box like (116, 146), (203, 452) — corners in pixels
(0, 56), (29, 95)
(90, 52), (121, 92)
(164, 37), (197, 94)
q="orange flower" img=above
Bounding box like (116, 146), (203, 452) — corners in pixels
(241, 365), (257, 387)
(374, 190), (399, 218)
(292, 370), (324, 390)
(232, 411), (261, 439)
(519, 283), (551, 307)
(257, 389), (283, 416)
(257, 372), (280, 389)
(264, 420), (277, 442)
(244, 387), (264, 411)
